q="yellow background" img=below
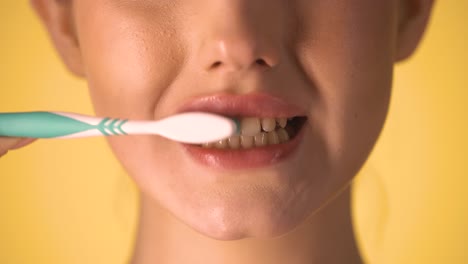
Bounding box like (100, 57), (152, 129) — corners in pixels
(0, 2), (467, 263)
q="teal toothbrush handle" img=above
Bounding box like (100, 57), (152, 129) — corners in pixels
(0, 111), (128, 138)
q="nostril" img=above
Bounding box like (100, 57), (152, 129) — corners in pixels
(208, 58), (271, 71)
(211, 61), (222, 69)
(255, 58), (268, 66)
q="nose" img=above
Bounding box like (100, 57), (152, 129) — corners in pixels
(195, 1), (286, 73)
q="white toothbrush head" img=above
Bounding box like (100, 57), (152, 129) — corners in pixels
(155, 112), (239, 144)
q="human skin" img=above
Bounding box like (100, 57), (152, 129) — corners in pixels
(26, 0), (434, 263)
(0, 137), (36, 157)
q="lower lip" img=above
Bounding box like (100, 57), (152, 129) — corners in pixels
(182, 128), (306, 170)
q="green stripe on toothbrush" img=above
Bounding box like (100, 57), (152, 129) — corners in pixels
(108, 119), (120, 135)
(97, 118), (111, 136)
(96, 118), (129, 136)
(116, 119), (128, 135)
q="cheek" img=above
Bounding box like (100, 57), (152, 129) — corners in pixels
(296, 1), (396, 176)
(72, 3), (192, 207)
(106, 135), (177, 195)
(75, 3), (184, 119)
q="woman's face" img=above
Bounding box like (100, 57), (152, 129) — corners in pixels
(69, 0), (398, 239)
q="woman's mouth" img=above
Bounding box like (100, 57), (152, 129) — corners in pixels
(177, 93), (308, 170)
(200, 116), (307, 149)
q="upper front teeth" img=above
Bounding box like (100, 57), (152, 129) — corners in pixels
(261, 118), (276, 132)
(241, 117), (261, 136)
(241, 117), (288, 136)
(277, 118), (287, 128)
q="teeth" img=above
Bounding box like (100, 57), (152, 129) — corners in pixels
(267, 131), (280, 145)
(261, 118), (276, 132)
(200, 116), (297, 149)
(240, 135), (254, 149)
(227, 135), (240, 149)
(254, 132), (268, 147)
(202, 142), (214, 148)
(215, 139), (228, 149)
(277, 128), (290, 143)
(241, 118), (261, 136)
(277, 118), (287, 128)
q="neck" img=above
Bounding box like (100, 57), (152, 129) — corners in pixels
(130, 185), (363, 264)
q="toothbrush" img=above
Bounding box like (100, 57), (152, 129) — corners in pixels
(0, 111), (239, 144)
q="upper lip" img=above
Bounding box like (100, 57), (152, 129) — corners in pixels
(177, 92), (306, 118)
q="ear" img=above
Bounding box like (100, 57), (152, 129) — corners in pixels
(395, 0), (435, 62)
(30, 0), (85, 77)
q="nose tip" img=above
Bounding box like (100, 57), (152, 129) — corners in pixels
(194, 1), (286, 74)
(204, 39), (280, 73)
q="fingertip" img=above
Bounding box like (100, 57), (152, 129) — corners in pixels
(10, 138), (38, 150)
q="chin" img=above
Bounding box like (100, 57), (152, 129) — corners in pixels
(177, 196), (315, 241)
(189, 218), (301, 241)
